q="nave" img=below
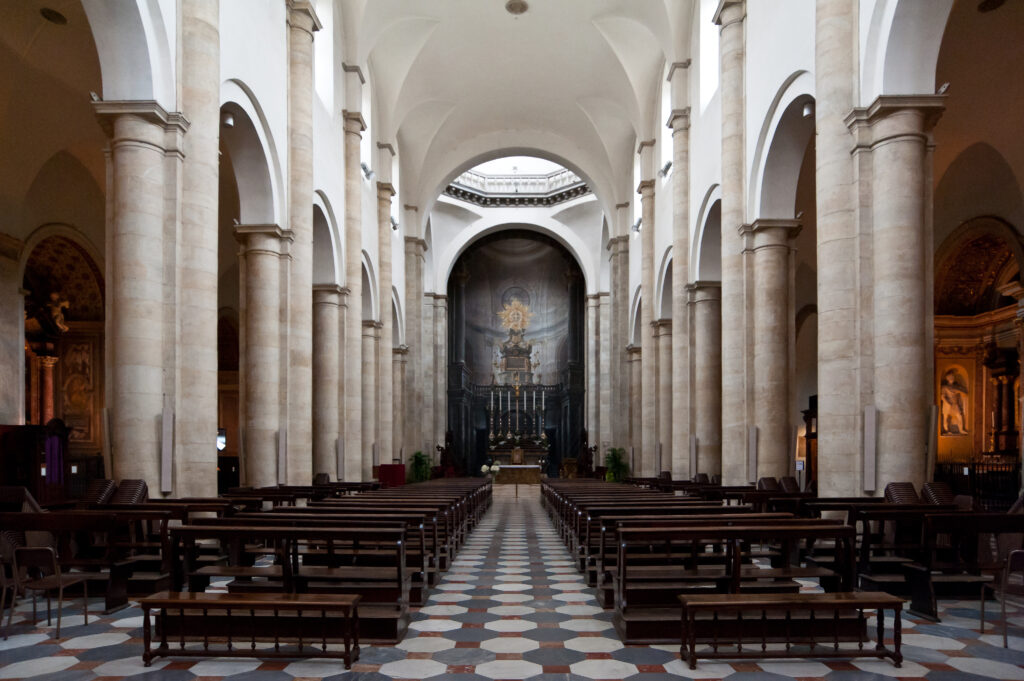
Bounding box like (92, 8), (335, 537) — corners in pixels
(2, 485), (1024, 681)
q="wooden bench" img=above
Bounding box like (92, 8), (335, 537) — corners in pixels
(678, 591), (903, 669)
(613, 523), (856, 643)
(140, 591), (359, 668)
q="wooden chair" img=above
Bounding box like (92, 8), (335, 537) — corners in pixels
(756, 477), (780, 492)
(1001, 549), (1024, 647)
(80, 479), (117, 506)
(110, 479), (149, 505)
(884, 482), (921, 504)
(8, 546), (89, 638)
(313, 473), (331, 486)
(692, 473), (710, 485)
(779, 476), (801, 494)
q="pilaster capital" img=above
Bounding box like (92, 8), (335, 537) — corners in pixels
(376, 181), (396, 199)
(362, 319), (384, 331)
(606, 235), (629, 254)
(428, 292), (448, 302)
(666, 60), (691, 82)
(286, 0), (322, 36)
(39, 355), (60, 368)
(667, 107), (691, 131)
(626, 344), (642, 358)
(393, 344), (410, 356)
(342, 109), (366, 133)
(636, 139), (656, 156)
(92, 100), (189, 141)
(653, 318), (672, 334)
(376, 141), (396, 157)
(740, 218), (802, 249)
(405, 236), (428, 253)
(234, 223), (293, 255)
(341, 62), (365, 84)
(712, 0), (745, 27)
(636, 179), (655, 196)
(0, 233), (23, 261)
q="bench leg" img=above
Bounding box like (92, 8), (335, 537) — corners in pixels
(142, 606), (152, 667)
(893, 605), (902, 667)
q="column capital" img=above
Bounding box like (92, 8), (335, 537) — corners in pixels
(234, 223), (293, 254)
(393, 344), (409, 356)
(626, 344), (642, 358)
(845, 95), (945, 143)
(713, 0), (745, 27)
(39, 355), (60, 368)
(405, 236), (428, 252)
(286, 0), (322, 35)
(636, 138), (656, 156)
(636, 179), (656, 196)
(342, 62), (366, 85)
(667, 107), (691, 131)
(362, 319), (384, 330)
(342, 109), (366, 133)
(376, 181), (396, 198)
(93, 100), (190, 139)
(739, 218), (802, 246)
(313, 283), (344, 305)
(666, 60), (692, 82)
(607, 234), (629, 253)
(687, 280), (722, 304)
(0, 233), (22, 261)
(653, 318), (672, 334)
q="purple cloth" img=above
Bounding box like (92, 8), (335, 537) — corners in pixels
(44, 435), (64, 487)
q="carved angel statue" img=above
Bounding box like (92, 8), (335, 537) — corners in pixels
(47, 291), (70, 333)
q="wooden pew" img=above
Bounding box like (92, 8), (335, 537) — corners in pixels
(613, 522), (856, 644)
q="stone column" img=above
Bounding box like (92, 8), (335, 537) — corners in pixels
(342, 110), (365, 480)
(404, 237), (426, 455)
(0, 235), (24, 424)
(627, 344), (642, 471)
(655, 320), (672, 474)
(40, 356), (58, 424)
(393, 345), (408, 460)
(285, 1), (320, 485)
(597, 293), (612, 451)
(715, 0), (747, 484)
(312, 284), (341, 476)
(235, 224), (291, 487)
(744, 220), (800, 479)
(94, 103), (186, 487)
(608, 235), (630, 449)
(177, 0), (220, 497)
(335, 286), (349, 480)
(690, 281), (722, 476)
(362, 320), (380, 477)
(815, 0), (860, 496)
(376, 182), (395, 463)
(638, 178), (657, 476)
(669, 102), (692, 478)
(432, 295), (448, 452)
(586, 294), (601, 448)
(848, 96), (944, 490)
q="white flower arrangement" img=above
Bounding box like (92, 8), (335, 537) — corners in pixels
(481, 464), (490, 473)
(491, 464), (501, 473)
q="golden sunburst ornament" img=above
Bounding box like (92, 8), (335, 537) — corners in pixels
(498, 298), (532, 332)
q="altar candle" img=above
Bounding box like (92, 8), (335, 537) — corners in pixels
(533, 390), (536, 411)
(490, 390), (494, 411)
(542, 390), (545, 410)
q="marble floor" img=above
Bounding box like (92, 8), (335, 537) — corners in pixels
(3, 486), (1024, 680)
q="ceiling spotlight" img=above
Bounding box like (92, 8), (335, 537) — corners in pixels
(221, 111), (234, 128)
(361, 162), (376, 180)
(390, 216), (399, 231)
(505, 0), (528, 15)
(40, 7), (67, 25)
(802, 102), (814, 118)
(657, 161), (673, 178)
(631, 218), (642, 234)
(936, 82), (950, 95)
(978, 0), (1006, 12)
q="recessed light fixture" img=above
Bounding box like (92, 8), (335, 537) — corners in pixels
(505, 0), (528, 16)
(40, 7), (68, 25)
(221, 111), (234, 128)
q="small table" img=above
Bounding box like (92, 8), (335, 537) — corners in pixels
(495, 465), (542, 484)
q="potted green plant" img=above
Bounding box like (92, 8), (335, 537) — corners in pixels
(409, 451), (432, 483)
(604, 447), (629, 483)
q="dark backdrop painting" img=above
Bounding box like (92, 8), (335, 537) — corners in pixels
(447, 230), (585, 475)
(463, 236), (573, 384)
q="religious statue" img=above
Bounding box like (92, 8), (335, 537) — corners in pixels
(46, 291), (70, 333)
(940, 367), (969, 435)
(496, 298), (535, 385)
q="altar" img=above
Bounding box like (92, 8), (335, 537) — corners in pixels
(490, 445), (546, 467)
(495, 464), (542, 484)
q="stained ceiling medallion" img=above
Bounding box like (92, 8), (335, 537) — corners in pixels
(505, 0), (529, 16)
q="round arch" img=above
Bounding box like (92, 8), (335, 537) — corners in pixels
(391, 287), (405, 347)
(81, 0), (175, 107)
(657, 247), (673, 320)
(20, 223), (105, 278)
(312, 190), (342, 286)
(692, 185), (722, 281)
(749, 71), (815, 220)
(861, 0), (955, 104)
(221, 79), (285, 227)
(361, 251), (378, 322)
(629, 286), (643, 345)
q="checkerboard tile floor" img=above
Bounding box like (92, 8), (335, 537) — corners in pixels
(3, 486), (1024, 680)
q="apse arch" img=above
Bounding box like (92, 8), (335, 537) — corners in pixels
(934, 143), (1024, 250)
(629, 287), (643, 345)
(861, 0), (954, 104)
(20, 223), (105, 282)
(693, 185), (722, 281)
(749, 72), (815, 220)
(934, 216), (1024, 318)
(81, 0), (175, 107)
(434, 217), (598, 296)
(221, 79), (285, 227)
(414, 136), (617, 232)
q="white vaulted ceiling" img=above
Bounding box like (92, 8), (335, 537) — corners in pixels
(345, 0), (693, 225)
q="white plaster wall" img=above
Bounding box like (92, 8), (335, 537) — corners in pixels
(744, 0), (815, 225)
(220, 0), (289, 225)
